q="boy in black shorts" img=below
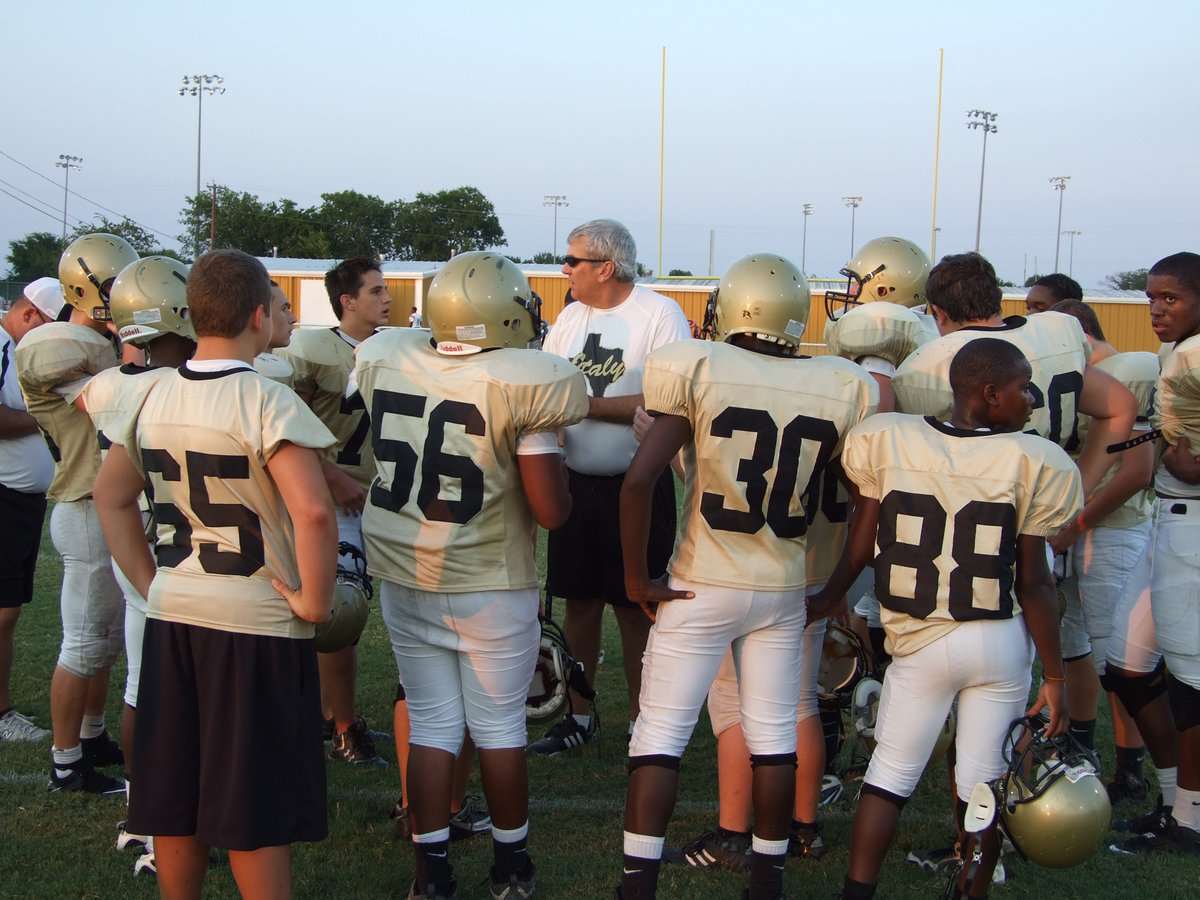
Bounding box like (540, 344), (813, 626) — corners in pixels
(94, 248), (338, 898)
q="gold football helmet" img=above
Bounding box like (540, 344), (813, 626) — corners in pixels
(998, 716), (1111, 868)
(825, 237), (931, 322)
(426, 252), (546, 353)
(315, 543), (373, 654)
(58, 233), (139, 320)
(701, 253), (810, 353)
(109, 257), (196, 346)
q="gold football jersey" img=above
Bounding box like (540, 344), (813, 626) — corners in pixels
(842, 413), (1083, 656)
(1075, 351), (1159, 527)
(253, 352), (295, 388)
(645, 340), (878, 591)
(277, 328), (373, 488)
(112, 367), (337, 638)
(892, 313), (1091, 451)
(824, 302), (932, 368)
(15, 322), (118, 501)
(355, 329), (588, 592)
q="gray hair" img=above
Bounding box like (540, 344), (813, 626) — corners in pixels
(567, 219), (637, 282)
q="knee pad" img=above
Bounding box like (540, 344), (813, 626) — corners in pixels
(1167, 674), (1200, 731)
(861, 782), (908, 811)
(1101, 662), (1167, 718)
(628, 754), (681, 774)
(394, 682), (407, 703)
(749, 752), (797, 770)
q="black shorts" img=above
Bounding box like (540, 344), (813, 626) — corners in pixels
(546, 467), (676, 608)
(0, 484), (47, 609)
(128, 619), (328, 850)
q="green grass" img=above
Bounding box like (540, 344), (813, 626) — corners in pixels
(2, 513), (1198, 898)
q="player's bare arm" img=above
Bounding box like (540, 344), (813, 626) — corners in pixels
(619, 412), (694, 611)
(268, 441), (337, 624)
(0, 404), (40, 439)
(518, 450), (573, 530)
(94, 442), (158, 602)
(1015, 533), (1068, 737)
(1162, 434), (1200, 484)
(807, 491), (876, 626)
(1050, 435), (1153, 554)
(588, 392), (644, 424)
(320, 456), (367, 516)
(1074, 364), (1137, 497)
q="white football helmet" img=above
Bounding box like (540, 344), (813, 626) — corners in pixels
(702, 253), (810, 353)
(526, 616), (572, 724)
(314, 543), (372, 654)
(824, 237), (931, 322)
(426, 251), (546, 353)
(817, 623), (871, 708)
(997, 716), (1111, 868)
(59, 233), (139, 320)
(109, 257), (196, 346)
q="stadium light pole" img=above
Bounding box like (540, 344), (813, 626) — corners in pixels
(966, 109), (997, 252)
(841, 196), (862, 258)
(179, 75), (225, 198)
(1063, 229), (1081, 277)
(1051, 176), (1070, 271)
(543, 194), (568, 262)
(55, 154), (82, 242)
(801, 203), (814, 272)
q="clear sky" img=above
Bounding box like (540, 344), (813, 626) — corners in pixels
(3, 0), (1197, 290)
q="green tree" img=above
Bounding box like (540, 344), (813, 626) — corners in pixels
(1104, 268), (1149, 291)
(313, 191), (396, 259)
(531, 251), (562, 265)
(68, 216), (167, 255)
(394, 186), (505, 260)
(668, 269), (693, 277)
(178, 186), (276, 260)
(5, 232), (62, 281)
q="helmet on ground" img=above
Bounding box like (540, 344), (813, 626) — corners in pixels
(314, 542), (372, 654)
(59, 233), (139, 320)
(824, 237), (931, 323)
(998, 715), (1111, 868)
(109, 257), (196, 346)
(527, 616), (572, 724)
(701, 253), (810, 353)
(817, 623), (871, 708)
(426, 251), (546, 353)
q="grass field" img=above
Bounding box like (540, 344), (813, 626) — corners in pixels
(2, 513), (1198, 899)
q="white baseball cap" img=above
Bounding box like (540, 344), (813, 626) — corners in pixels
(23, 277), (66, 320)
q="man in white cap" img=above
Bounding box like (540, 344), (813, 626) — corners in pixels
(0, 278), (64, 741)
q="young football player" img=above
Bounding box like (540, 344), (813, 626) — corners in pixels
(253, 281), (297, 386)
(93, 248), (338, 898)
(16, 232), (136, 795)
(81, 255), (198, 874)
(810, 337), (1083, 899)
(277, 256), (389, 766)
(353, 251), (587, 900)
(1111, 251), (1200, 854)
(1045, 298), (1166, 811)
(618, 253), (878, 900)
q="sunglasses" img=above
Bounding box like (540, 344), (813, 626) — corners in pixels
(563, 256), (608, 268)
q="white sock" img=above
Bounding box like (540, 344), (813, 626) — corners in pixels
(52, 744), (83, 776)
(81, 714), (106, 740)
(572, 714), (590, 728)
(1155, 766), (1178, 808)
(623, 831), (665, 860)
(1173, 786), (1200, 831)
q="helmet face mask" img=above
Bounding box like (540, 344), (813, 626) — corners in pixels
(824, 237), (931, 323)
(996, 715), (1111, 868)
(702, 253), (810, 354)
(526, 615), (572, 724)
(109, 256), (196, 346)
(59, 233), (140, 321)
(817, 623), (871, 708)
(426, 252), (547, 354)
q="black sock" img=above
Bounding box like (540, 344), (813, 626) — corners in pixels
(842, 876), (876, 899)
(493, 835), (530, 880)
(415, 839), (452, 892)
(1116, 745), (1146, 778)
(620, 854), (660, 899)
(749, 846), (786, 899)
(1068, 718), (1096, 751)
(718, 824), (751, 841)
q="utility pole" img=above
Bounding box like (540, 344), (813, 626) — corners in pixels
(801, 204), (814, 272)
(1050, 176), (1070, 271)
(841, 197), (862, 258)
(55, 155), (82, 242)
(1063, 230), (1081, 277)
(966, 110), (998, 252)
(179, 75), (225, 198)
(542, 195), (568, 261)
